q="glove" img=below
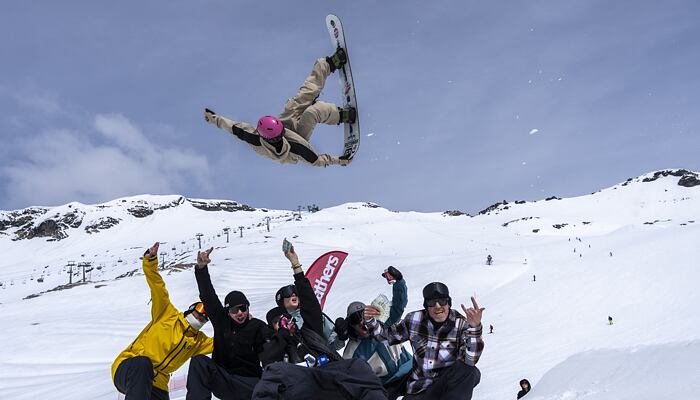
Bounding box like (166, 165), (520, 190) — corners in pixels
(338, 155), (352, 166)
(334, 317), (349, 341)
(382, 266), (403, 283)
(204, 108), (216, 123)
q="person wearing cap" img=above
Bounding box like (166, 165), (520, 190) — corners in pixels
(340, 266), (411, 398)
(363, 282), (485, 399)
(112, 242), (213, 400)
(273, 247), (345, 351)
(186, 247), (271, 400)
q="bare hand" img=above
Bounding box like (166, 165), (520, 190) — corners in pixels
(363, 305), (382, 321)
(144, 242), (159, 258)
(461, 296), (486, 328)
(197, 247), (214, 268)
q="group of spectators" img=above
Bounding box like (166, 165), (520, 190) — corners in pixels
(111, 240), (486, 399)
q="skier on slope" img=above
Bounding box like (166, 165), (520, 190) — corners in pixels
(272, 239), (346, 350)
(204, 48), (356, 167)
(112, 242), (213, 400)
(337, 266), (412, 399)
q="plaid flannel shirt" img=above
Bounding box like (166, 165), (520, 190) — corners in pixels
(366, 309), (484, 395)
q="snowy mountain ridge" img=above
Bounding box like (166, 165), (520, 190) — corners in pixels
(0, 168), (699, 399)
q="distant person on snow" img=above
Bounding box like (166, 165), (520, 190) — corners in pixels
(204, 48), (356, 167)
(363, 282), (485, 399)
(339, 266), (412, 399)
(489, 324), (494, 334)
(517, 379), (531, 399)
(186, 247), (271, 400)
(608, 316), (613, 325)
(273, 239), (345, 351)
(112, 242), (213, 400)
(486, 255), (493, 265)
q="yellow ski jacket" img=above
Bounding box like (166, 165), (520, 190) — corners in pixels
(111, 255), (213, 392)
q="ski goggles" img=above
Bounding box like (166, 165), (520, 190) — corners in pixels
(227, 304), (249, 314)
(188, 302), (208, 320)
(425, 298), (450, 307)
(279, 285), (296, 299)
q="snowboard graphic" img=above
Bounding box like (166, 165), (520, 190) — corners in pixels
(325, 14), (360, 160)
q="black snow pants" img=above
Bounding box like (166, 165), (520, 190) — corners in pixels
(186, 355), (261, 400)
(403, 363), (481, 400)
(114, 356), (169, 400)
(252, 358), (387, 400)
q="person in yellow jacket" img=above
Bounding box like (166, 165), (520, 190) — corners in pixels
(112, 242), (214, 400)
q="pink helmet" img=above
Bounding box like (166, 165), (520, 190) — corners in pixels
(257, 116), (284, 139)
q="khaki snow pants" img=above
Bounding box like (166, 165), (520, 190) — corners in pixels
(278, 58), (340, 141)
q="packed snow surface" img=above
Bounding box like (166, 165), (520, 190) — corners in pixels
(0, 171), (698, 399)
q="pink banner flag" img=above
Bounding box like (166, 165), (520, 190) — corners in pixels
(305, 250), (348, 310)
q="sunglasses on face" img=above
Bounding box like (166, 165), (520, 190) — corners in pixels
(426, 298), (449, 307)
(227, 304), (249, 314)
(280, 285), (297, 299)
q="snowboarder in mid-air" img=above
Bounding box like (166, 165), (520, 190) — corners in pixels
(204, 48), (356, 167)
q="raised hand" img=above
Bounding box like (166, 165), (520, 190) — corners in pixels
(363, 305), (382, 321)
(283, 239), (300, 266)
(196, 247), (214, 268)
(461, 296), (486, 328)
(144, 242), (159, 258)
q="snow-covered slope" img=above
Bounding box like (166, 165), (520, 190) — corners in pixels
(0, 169), (698, 399)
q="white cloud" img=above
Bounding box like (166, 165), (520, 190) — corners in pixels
(1, 114), (211, 208)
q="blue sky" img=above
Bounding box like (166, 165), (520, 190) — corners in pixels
(1, 1), (699, 212)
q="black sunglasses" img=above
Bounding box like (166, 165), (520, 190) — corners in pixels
(426, 298), (449, 307)
(227, 304), (249, 314)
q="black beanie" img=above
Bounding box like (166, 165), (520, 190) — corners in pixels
(224, 290), (250, 309)
(265, 306), (287, 326)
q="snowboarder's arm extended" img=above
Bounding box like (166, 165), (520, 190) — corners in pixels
(288, 141), (343, 167)
(204, 109), (261, 146)
(142, 242), (171, 320)
(365, 312), (411, 347)
(386, 278), (408, 326)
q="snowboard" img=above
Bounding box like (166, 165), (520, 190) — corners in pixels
(325, 14), (360, 160)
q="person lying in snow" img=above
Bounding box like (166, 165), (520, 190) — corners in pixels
(204, 48), (355, 167)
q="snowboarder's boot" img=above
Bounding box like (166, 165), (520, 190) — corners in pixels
(326, 48), (348, 72)
(338, 106), (357, 124)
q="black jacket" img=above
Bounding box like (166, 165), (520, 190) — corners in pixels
(195, 266), (270, 377)
(517, 379), (531, 399)
(261, 272), (342, 365)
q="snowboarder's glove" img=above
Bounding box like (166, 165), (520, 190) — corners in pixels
(334, 317), (349, 341)
(337, 156), (351, 166)
(204, 108), (217, 124)
(382, 266), (403, 283)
